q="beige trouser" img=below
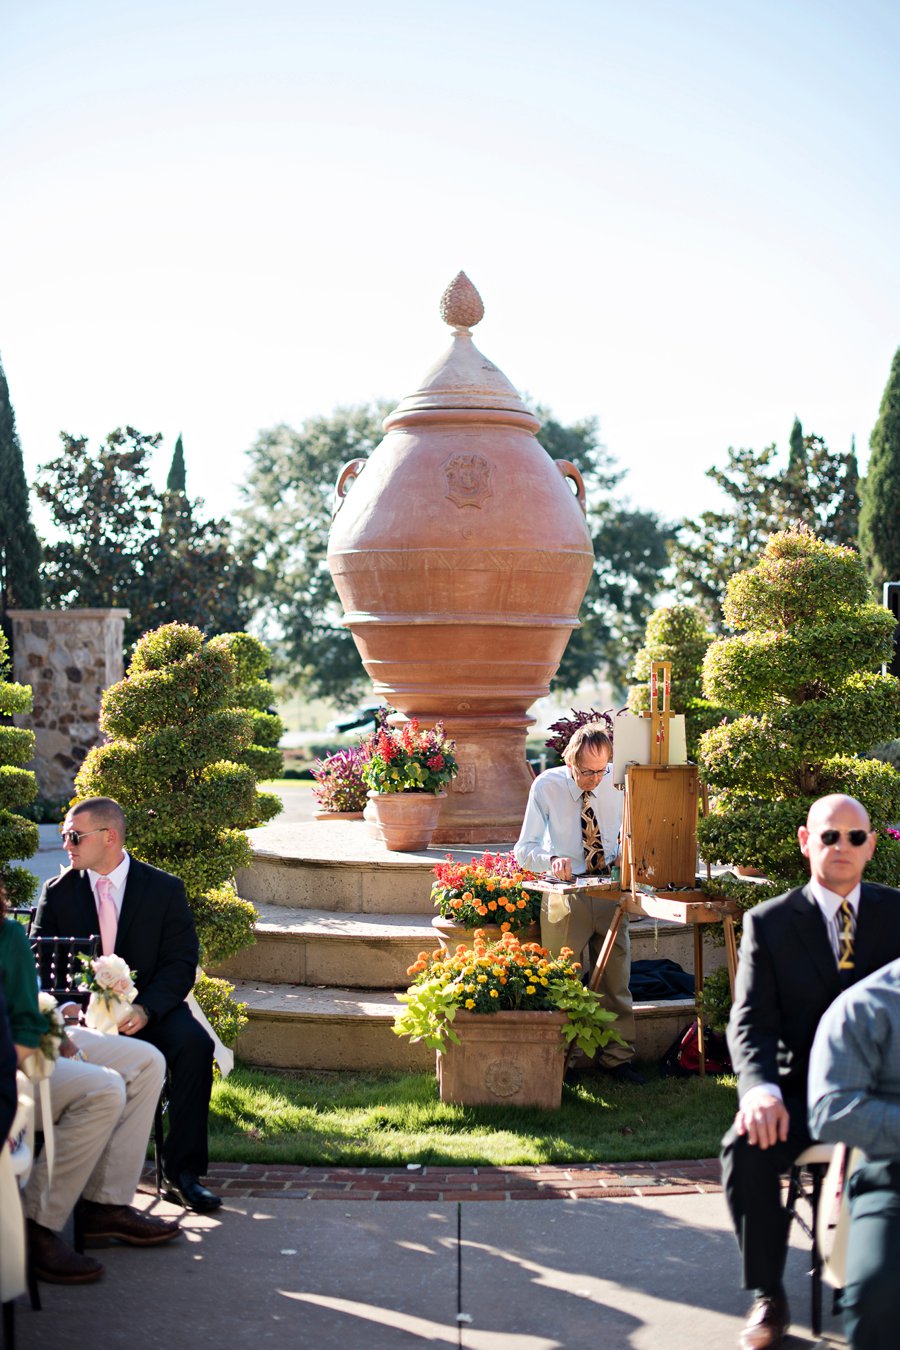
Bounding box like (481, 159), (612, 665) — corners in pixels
(540, 893), (636, 1066)
(25, 1028), (165, 1232)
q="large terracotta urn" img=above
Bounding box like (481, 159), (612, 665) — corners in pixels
(327, 273), (594, 844)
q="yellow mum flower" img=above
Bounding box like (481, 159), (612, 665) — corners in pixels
(526, 984), (536, 994)
(489, 989), (499, 998)
(477, 973), (488, 983)
(465, 998), (475, 1009)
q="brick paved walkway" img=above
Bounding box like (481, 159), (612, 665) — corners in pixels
(143, 1159), (722, 1202)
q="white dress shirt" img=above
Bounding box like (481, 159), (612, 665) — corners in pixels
(514, 764), (623, 875)
(87, 852), (131, 919)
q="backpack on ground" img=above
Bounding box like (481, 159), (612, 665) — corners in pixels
(659, 1020), (732, 1077)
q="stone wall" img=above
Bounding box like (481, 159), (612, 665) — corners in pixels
(7, 609), (129, 802)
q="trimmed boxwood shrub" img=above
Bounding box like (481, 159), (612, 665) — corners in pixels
(629, 605), (730, 760)
(0, 630), (38, 909)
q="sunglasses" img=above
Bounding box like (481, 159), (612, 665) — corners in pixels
(818, 829), (872, 847)
(59, 827), (108, 846)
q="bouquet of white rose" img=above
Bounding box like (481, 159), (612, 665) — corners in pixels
(78, 953), (138, 1034)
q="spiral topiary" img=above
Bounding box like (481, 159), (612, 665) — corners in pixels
(75, 622), (283, 1042)
(698, 529), (900, 886)
(0, 629), (39, 909)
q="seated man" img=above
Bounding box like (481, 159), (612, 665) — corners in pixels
(1, 880), (179, 1283)
(809, 956), (900, 1350)
(32, 796), (221, 1214)
(514, 723), (641, 1084)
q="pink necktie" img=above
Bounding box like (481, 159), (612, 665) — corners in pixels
(95, 877), (118, 956)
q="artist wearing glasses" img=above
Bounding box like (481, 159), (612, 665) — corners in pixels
(31, 796), (222, 1215)
(722, 794), (900, 1350)
(514, 723), (643, 1084)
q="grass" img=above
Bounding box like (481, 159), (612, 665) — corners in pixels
(209, 1064), (736, 1168)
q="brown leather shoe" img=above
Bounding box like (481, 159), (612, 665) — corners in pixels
(739, 1294), (790, 1349)
(27, 1219), (104, 1284)
(76, 1200), (182, 1247)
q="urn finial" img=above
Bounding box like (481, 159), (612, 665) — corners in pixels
(440, 272), (484, 332)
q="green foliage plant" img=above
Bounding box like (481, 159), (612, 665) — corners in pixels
(311, 745), (369, 813)
(394, 930), (623, 1058)
(75, 622), (283, 1042)
(698, 529), (900, 887)
(0, 629), (39, 908)
(0, 354), (42, 614)
(430, 851), (541, 933)
(859, 347), (900, 594)
(628, 605), (729, 759)
(208, 632), (284, 781)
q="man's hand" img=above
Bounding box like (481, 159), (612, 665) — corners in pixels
(59, 1035), (80, 1059)
(550, 855), (574, 881)
(734, 1091), (790, 1149)
(120, 1004), (149, 1036)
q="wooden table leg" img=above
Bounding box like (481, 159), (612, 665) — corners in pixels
(723, 916), (739, 999)
(693, 923), (706, 1077)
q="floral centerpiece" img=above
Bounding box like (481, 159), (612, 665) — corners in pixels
(311, 745), (370, 816)
(361, 717), (458, 795)
(431, 851), (541, 935)
(394, 930), (622, 1057)
(78, 953), (139, 1034)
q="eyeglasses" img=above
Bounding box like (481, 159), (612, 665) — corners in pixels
(574, 764), (606, 779)
(60, 828), (108, 847)
(819, 829), (872, 847)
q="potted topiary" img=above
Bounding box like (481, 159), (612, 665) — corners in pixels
(393, 929), (623, 1109)
(361, 717), (458, 851)
(430, 850), (541, 950)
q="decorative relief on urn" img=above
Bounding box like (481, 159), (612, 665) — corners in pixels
(444, 453), (493, 509)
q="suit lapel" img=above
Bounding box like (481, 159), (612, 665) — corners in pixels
(856, 884), (890, 974)
(71, 869), (101, 935)
(115, 859), (144, 952)
(791, 884), (840, 994)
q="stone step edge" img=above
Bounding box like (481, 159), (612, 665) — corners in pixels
(230, 982), (696, 1023)
(244, 908), (692, 940)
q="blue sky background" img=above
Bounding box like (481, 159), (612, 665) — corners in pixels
(3, 0), (898, 529)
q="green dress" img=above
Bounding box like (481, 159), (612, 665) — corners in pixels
(0, 918), (44, 1050)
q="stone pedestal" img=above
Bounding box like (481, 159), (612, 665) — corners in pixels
(7, 609), (129, 801)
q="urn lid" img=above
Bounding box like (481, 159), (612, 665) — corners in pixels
(386, 272), (539, 427)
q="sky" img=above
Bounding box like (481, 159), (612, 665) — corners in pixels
(3, 0), (899, 534)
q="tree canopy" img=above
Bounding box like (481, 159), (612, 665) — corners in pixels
(859, 347), (900, 594)
(0, 353), (42, 618)
(670, 421), (859, 629)
(35, 426), (252, 650)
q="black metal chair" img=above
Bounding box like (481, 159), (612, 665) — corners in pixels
(786, 1141), (839, 1337)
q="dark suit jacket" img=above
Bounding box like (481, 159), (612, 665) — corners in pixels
(32, 857), (198, 1024)
(727, 881), (900, 1103)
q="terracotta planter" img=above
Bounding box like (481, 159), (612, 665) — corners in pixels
(437, 1009), (569, 1109)
(328, 273), (594, 844)
(313, 810), (365, 821)
(366, 790), (447, 852)
(431, 915), (541, 953)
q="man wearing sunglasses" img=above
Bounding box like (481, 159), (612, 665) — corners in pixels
(32, 796), (221, 1215)
(722, 794), (900, 1350)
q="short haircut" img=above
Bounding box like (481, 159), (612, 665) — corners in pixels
(563, 723), (613, 767)
(71, 796), (127, 842)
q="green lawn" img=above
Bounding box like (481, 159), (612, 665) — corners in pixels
(209, 1064), (736, 1167)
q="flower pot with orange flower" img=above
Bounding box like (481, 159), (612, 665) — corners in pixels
(361, 716), (458, 852)
(394, 931), (623, 1109)
(430, 851), (541, 951)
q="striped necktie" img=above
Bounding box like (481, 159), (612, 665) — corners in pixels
(835, 899), (855, 972)
(581, 792), (604, 874)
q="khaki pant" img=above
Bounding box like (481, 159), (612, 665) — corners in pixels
(540, 893), (636, 1066)
(25, 1028), (165, 1232)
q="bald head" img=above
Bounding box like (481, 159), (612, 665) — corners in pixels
(799, 794), (876, 896)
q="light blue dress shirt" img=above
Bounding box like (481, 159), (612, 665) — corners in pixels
(514, 764), (623, 875)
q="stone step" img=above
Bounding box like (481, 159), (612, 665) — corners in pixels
(215, 908), (729, 991)
(237, 820), (513, 914)
(230, 981), (699, 1072)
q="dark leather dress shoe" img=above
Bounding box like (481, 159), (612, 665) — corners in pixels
(164, 1171), (223, 1213)
(739, 1294), (790, 1349)
(27, 1219), (104, 1284)
(76, 1200), (182, 1246)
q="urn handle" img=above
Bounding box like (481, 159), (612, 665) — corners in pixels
(333, 458), (367, 515)
(555, 460), (586, 514)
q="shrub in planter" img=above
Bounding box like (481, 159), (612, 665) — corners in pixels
(311, 745), (369, 814)
(361, 717), (458, 795)
(0, 630), (39, 909)
(431, 851), (541, 935)
(698, 529), (900, 887)
(75, 622), (282, 1042)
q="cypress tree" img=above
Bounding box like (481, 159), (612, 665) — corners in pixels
(0, 353), (42, 614)
(859, 348), (900, 593)
(166, 433), (187, 493)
